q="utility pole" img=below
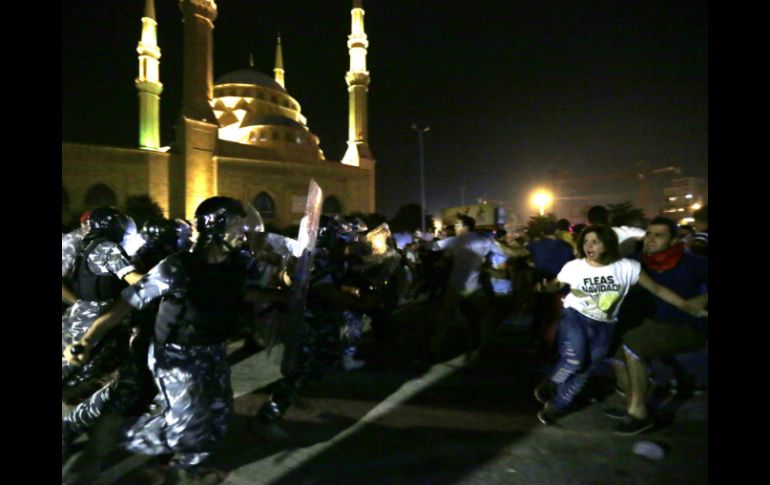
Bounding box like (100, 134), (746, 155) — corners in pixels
(411, 124), (430, 233)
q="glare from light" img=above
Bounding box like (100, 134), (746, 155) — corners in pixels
(530, 189), (553, 216)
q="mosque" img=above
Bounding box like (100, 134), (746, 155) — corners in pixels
(62, 0), (376, 228)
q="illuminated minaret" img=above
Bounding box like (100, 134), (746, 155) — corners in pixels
(176, 0), (219, 220)
(274, 34), (285, 89)
(341, 0), (375, 210)
(136, 0), (163, 150)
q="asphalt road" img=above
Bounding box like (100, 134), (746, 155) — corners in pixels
(63, 302), (707, 484)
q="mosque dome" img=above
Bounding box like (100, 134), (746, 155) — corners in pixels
(215, 69), (286, 92)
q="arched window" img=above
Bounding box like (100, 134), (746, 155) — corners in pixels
(253, 192), (276, 220)
(323, 196), (342, 215)
(84, 183), (117, 208)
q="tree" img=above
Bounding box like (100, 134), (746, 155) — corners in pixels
(389, 203), (424, 232)
(608, 201), (645, 227)
(124, 194), (164, 229)
(527, 214), (556, 239)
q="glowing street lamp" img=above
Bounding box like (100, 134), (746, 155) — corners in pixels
(531, 189), (553, 216)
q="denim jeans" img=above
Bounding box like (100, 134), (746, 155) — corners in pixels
(549, 307), (614, 410)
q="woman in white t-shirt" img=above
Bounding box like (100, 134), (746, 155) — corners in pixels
(534, 225), (705, 425)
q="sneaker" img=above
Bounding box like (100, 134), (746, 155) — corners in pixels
(603, 407), (628, 420)
(614, 414), (655, 436)
(534, 379), (557, 404)
(342, 355), (365, 371)
(250, 420), (290, 444)
(537, 402), (567, 425)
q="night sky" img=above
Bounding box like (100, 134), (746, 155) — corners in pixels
(62, 0), (707, 222)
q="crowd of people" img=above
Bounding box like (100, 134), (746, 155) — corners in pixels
(61, 198), (708, 484)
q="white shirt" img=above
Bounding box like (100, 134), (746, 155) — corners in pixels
(487, 251), (512, 295)
(558, 258), (641, 323)
(613, 226), (646, 257)
(437, 233), (507, 296)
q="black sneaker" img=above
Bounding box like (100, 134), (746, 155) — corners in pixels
(534, 380), (557, 404)
(603, 407), (628, 420)
(614, 414), (655, 435)
(537, 402), (567, 425)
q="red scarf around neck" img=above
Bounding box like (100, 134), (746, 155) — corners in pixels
(642, 242), (685, 272)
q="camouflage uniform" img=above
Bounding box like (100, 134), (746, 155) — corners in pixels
(62, 239), (134, 389)
(116, 251), (247, 471)
(62, 227), (86, 341)
(62, 246), (170, 438)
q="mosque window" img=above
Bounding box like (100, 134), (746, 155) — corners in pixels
(259, 130), (267, 142)
(323, 196), (342, 215)
(272, 131), (279, 141)
(284, 132), (293, 142)
(84, 183), (117, 208)
(271, 95), (277, 103)
(257, 92), (265, 100)
(253, 192), (276, 220)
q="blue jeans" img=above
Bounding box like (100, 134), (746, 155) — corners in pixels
(549, 308), (614, 410)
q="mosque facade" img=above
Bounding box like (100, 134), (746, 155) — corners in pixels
(62, 0), (375, 229)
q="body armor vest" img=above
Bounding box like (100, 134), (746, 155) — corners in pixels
(155, 253), (246, 346)
(72, 239), (128, 302)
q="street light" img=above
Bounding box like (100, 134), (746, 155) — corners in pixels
(530, 189), (553, 216)
(411, 123), (430, 234)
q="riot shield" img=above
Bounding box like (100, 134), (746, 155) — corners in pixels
(279, 179), (323, 374)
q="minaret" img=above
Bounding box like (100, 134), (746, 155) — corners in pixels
(274, 34), (285, 89)
(341, 0), (375, 211)
(175, 0), (219, 220)
(342, 0), (373, 166)
(136, 0), (163, 150)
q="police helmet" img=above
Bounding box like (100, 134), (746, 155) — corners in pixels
(194, 197), (246, 245)
(173, 219), (194, 251)
(141, 219), (178, 250)
(87, 207), (130, 243)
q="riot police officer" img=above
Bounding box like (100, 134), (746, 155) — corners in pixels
(64, 197), (257, 484)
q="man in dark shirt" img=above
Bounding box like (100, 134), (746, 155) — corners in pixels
(527, 221), (574, 363)
(609, 217), (708, 435)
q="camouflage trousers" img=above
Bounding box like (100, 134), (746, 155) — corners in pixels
(121, 342), (232, 470)
(342, 310), (369, 357)
(63, 329), (156, 437)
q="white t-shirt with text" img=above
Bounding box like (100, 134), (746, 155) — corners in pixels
(558, 258), (641, 323)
